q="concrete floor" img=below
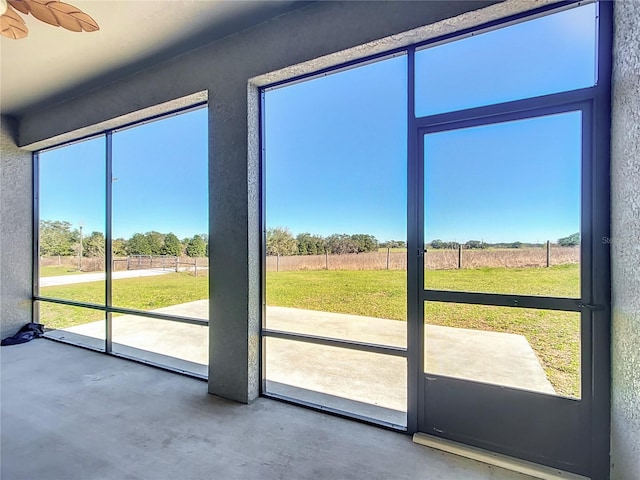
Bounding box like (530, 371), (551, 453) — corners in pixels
(0, 339), (536, 480)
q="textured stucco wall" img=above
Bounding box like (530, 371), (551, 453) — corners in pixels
(610, 0), (640, 478)
(0, 116), (33, 341)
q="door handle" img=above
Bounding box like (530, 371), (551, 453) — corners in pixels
(577, 302), (605, 311)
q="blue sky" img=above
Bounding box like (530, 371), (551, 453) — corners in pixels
(414, 3), (596, 116)
(423, 112), (581, 244)
(40, 3), (595, 245)
(264, 54), (408, 242)
(39, 108), (208, 240)
(265, 3), (595, 244)
(39, 136), (106, 234)
(111, 109), (208, 239)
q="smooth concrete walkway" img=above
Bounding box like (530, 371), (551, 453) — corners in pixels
(40, 268), (174, 287)
(1, 340), (536, 480)
(266, 306), (555, 397)
(48, 302), (554, 425)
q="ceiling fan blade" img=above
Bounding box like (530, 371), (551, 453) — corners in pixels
(49, 1), (99, 32)
(1, 6), (28, 39)
(7, 0), (31, 15)
(67, 9), (99, 32)
(4, 0), (99, 34)
(47, 2), (81, 31)
(2, 4), (26, 24)
(24, 0), (59, 27)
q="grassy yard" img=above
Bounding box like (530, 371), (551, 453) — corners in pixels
(40, 273), (208, 329)
(39, 265), (580, 397)
(40, 266), (86, 277)
(267, 264), (579, 315)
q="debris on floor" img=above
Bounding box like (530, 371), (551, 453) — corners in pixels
(1, 323), (45, 346)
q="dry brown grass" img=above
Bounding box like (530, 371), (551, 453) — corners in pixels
(426, 246), (579, 270)
(266, 246), (579, 272)
(40, 255), (104, 272)
(43, 247), (579, 275)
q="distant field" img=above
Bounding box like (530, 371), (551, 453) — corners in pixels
(266, 246), (579, 272)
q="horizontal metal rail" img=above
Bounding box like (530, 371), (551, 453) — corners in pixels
(34, 296), (208, 326)
(422, 290), (582, 312)
(414, 91), (593, 132)
(262, 328), (408, 357)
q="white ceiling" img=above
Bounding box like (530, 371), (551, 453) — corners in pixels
(0, 0), (307, 116)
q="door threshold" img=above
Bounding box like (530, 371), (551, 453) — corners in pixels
(412, 433), (589, 480)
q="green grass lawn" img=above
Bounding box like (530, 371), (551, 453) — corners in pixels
(40, 273), (208, 329)
(39, 265), (580, 397)
(40, 266), (86, 277)
(266, 265), (579, 317)
(425, 263), (580, 298)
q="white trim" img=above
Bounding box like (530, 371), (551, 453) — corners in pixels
(413, 433), (590, 480)
(251, 0), (573, 89)
(24, 91), (208, 152)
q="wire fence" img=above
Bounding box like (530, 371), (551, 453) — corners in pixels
(41, 245), (579, 275)
(40, 254), (209, 275)
(266, 245), (579, 272)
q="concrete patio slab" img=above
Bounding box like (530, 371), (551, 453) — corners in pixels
(47, 301), (555, 426)
(265, 306), (555, 396)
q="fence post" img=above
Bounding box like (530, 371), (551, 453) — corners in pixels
(78, 226), (83, 271)
(325, 249), (329, 270)
(194, 258), (198, 277)
(175, 256), (179, 272)
(546, 240), (551, 267)
(386, 247), (390, 270)
(276, 253), (279, 272)
(458, 245), (462, 269)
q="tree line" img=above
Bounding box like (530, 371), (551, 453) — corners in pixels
(267, 226), (581, 256)
(267, 227), (381, 256)
(429, 232), (580, 250)
(42, 220), (578, 258)
(39, 220), (208, 257)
